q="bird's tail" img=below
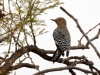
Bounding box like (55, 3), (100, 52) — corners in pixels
(52, 50), (62, 63)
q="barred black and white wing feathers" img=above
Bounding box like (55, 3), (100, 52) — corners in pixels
(52, 28), (70, 63)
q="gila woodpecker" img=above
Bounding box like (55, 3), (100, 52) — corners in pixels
(51, 17), (71, 63)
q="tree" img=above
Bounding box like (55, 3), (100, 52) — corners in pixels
(0, 0), (100, 75)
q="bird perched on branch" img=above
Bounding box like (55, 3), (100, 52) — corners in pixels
(51, 17), (71, 63)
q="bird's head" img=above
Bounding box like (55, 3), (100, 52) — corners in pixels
(51, 17), (67, 28)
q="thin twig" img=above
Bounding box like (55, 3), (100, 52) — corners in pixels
(27, 52), (39, 70)
(0, 34), (10, 43)
(12, 36), (21, 47)
(79, 23), (100, 45)
(85, 29), (100, 46)
(1, 36), (12, 65)
(29, 0), (37, 46)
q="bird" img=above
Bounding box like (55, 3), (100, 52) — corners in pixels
(51, 17), (71, 63)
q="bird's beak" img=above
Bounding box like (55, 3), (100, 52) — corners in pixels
(50, 19), (56, 21)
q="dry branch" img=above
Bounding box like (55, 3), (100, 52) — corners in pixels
(79, 23), (100, 44)
(0, 45), (37, 75)
(85, 29), (100, 46)
(0, 45), (99, 75)
(34, 66), (97, 75)
(60, 6), (100, 59)
(45, 45), (89, 54)
(11, 63), (39, 70)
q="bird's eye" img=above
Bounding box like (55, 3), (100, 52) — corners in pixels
(59, 19), (61, 21)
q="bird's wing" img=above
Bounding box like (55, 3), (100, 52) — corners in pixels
(53, 30), (68, 52)
(52, 30), (67, 63)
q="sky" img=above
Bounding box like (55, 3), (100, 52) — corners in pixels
(2, 0), (100, 75)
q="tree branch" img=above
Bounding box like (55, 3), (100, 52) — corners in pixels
(34, 66), (97, 75)
(0, 45), (37, 75)
(45, 45), (89, 54)
(11, 63), (39, 70)
(60, 6), (100, 59)
(79, 23), (100, 44)
(85, 29), (100, 46)
(0, 45), (99, 75)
